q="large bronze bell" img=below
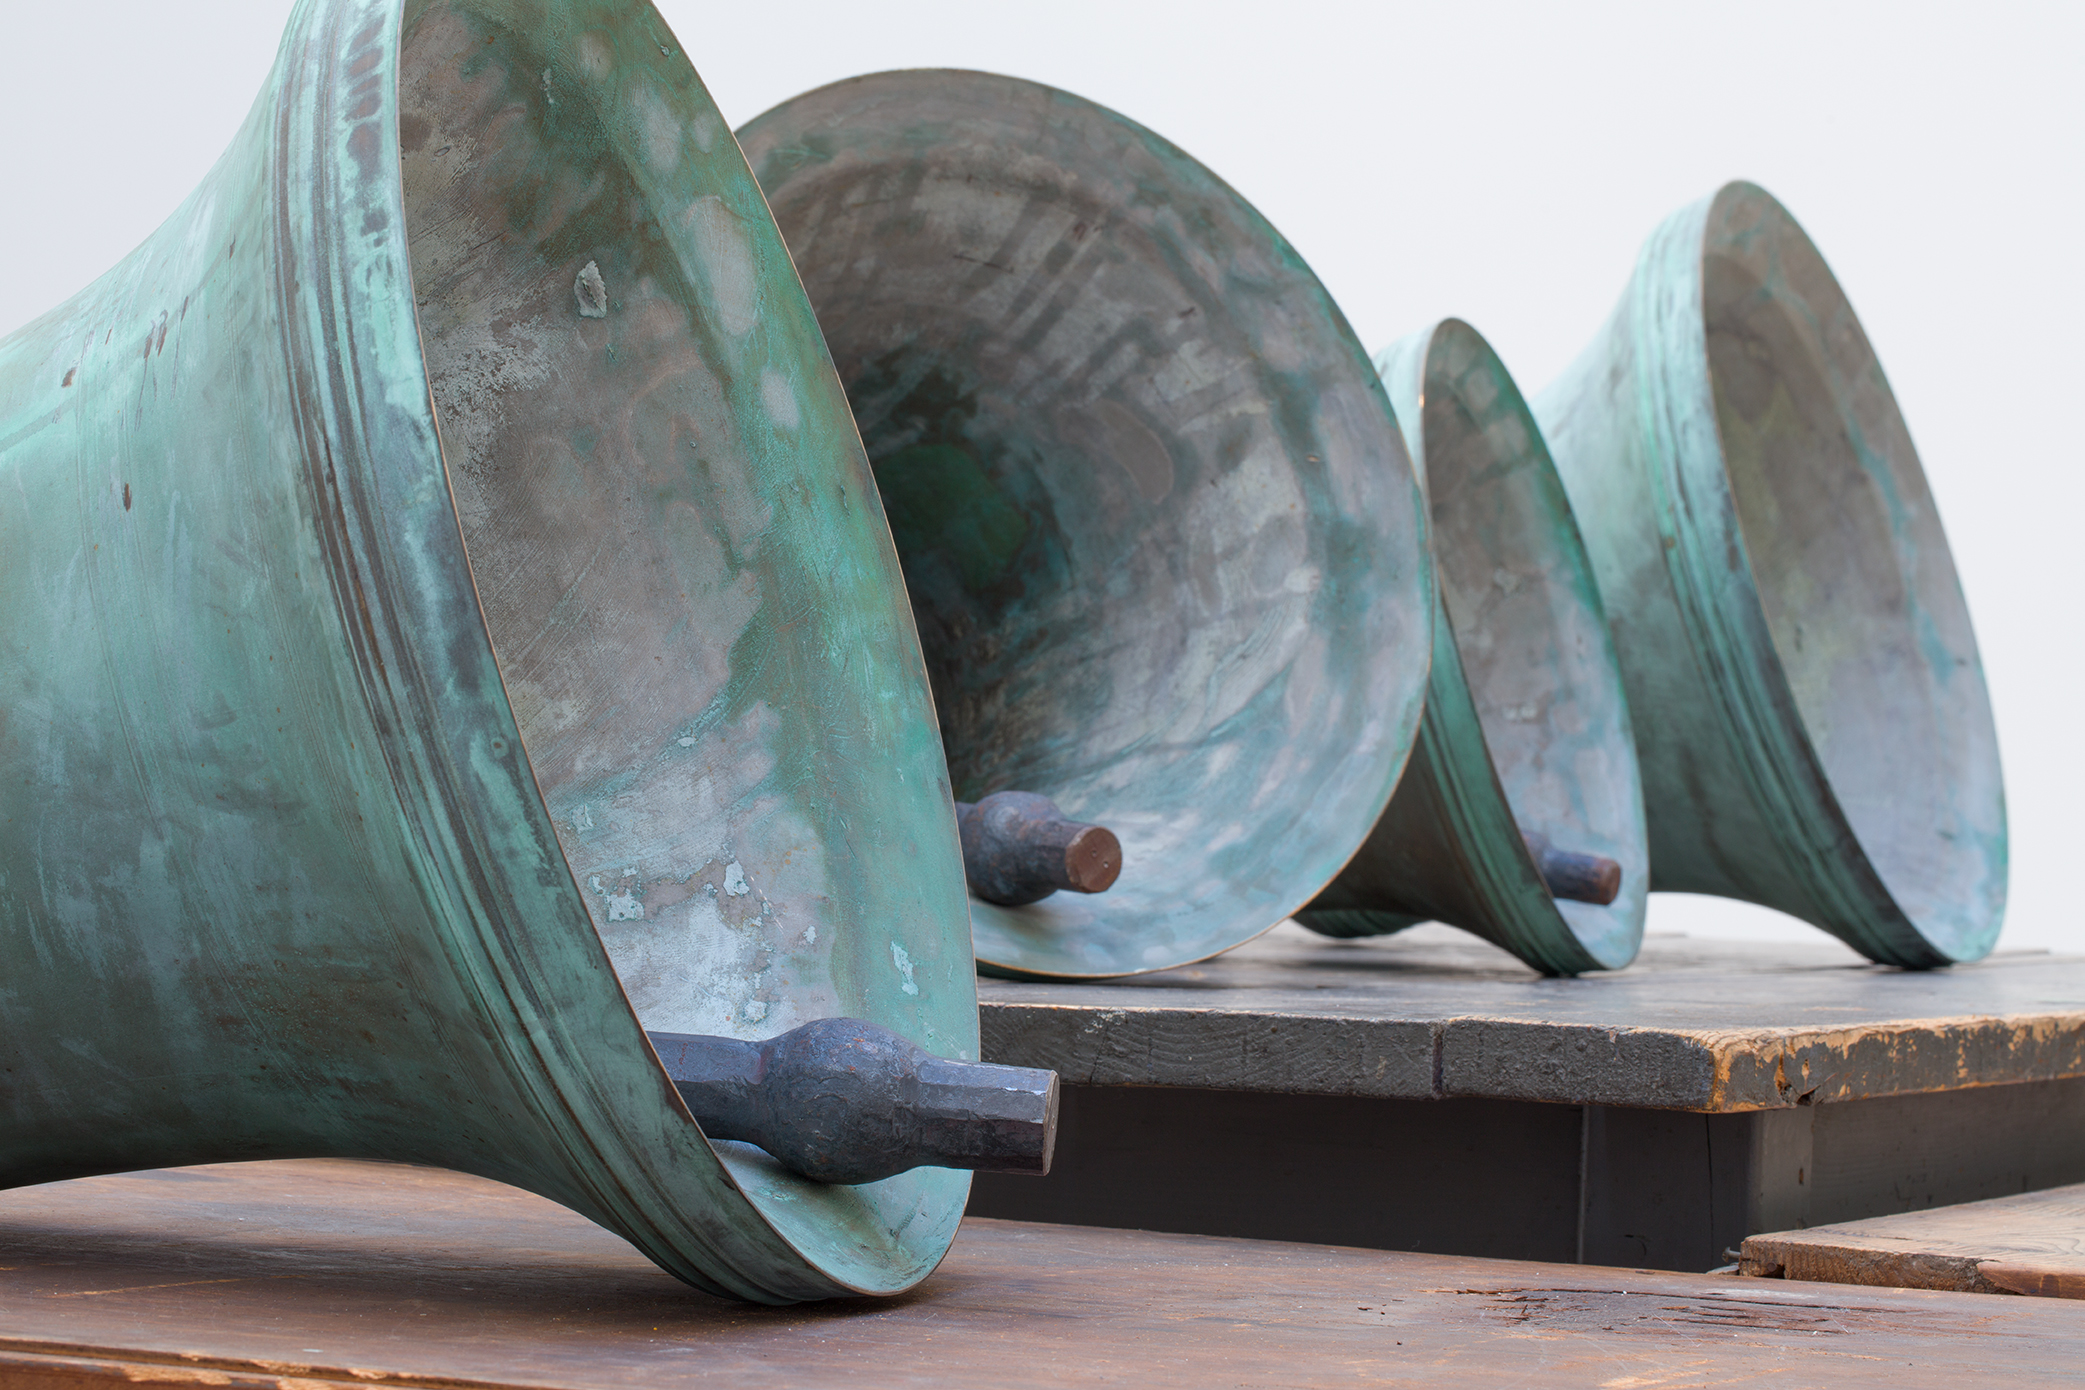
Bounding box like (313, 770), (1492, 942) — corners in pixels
(0, 0), (1050, 1303)
(1532, 182), (2005, 966)
(739, 70), (1434, 980)
(1299, 320), (1648, 975)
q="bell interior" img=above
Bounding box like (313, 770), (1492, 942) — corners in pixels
(396, 4), (856, 1043)
(1703, 185), (2004, 953)
(741, 71), (1428, 977)
(392, 0), (974, 1284)
(1419, 325), (1644, 961)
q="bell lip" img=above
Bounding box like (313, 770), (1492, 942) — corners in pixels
(1403, 317), (1648, 974)
(741, 69), (1434, 983)
(298, 0), (970, 1301)
(1641, 180), (2006, 966)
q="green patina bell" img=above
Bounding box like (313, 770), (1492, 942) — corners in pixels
(1299, 320), (1649, 975)
(1532, 183), (2006, 966)
(739, 71), (1433, 980)
(0, 0), (985, 1302)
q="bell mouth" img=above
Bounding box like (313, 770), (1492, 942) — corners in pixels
(1701, 183), (2004, 957)
(392, 0), (973, 1294)
(1417, 321), (1646, 968)
(398, 3), (845, 1043)
(738, 70), (1432, 979)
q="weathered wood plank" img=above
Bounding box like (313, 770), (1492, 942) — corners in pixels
(1743, 1183), (2085, 1297)
(980, 924), (2085, 1111)
(979, 1003), (1439, 1097)
(3, 1161), (2084, 1388)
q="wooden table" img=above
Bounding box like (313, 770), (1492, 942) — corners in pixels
(975, 925), (2085, 1271)
(3, 1160), (2082, 1388)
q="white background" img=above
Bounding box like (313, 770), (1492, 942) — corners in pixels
(2, 1), (2077, 953)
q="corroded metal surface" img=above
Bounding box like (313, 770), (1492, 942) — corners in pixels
(739, 71), (1431, 979)
(1533, 183), (2006, 966)
(0, 0), (975, 1302)
(1301, 321), (1646, 974)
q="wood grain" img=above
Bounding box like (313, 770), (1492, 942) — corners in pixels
(3, 1161), (2084, 1388)
(1744, 1182), (2085, 1297)
(981, 923), (2085, 1111)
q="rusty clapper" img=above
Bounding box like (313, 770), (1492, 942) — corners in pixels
(740, 71), (1433, 980)
(1532, 184), (2005, 966)
(1299, 321), (1650, 976)
(0, 0), (1059, 1304)
(957, 792), (1122, 907)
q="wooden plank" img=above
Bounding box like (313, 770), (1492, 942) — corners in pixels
(1, 1161), (2083, 1388)
(1743, 1183), (2085, 1297)
(980, 923), (2085, 1111)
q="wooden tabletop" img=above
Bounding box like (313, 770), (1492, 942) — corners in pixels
(979, 923), (2085, 1110)
(2, 1159), (2082, 1388)
(1745, 1183), (2085, 1299)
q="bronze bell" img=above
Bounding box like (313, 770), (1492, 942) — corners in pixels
(739, 69), (1435, 979)
(1300, 319), (1649, 975)
(1531, 182), (2005, 966)
(0, 0), (1052, 1303)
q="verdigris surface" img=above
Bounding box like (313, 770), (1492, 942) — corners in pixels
(740, 71), (1431, 979)
(1302, 320), (1647, 975)
(0, 0), (974, 1302)
(1533, 183), (2005, 966)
